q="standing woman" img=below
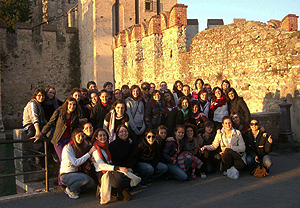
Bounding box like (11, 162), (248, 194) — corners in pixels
(221, 79), (231, 95)
(163, 89), (176, 117)
(126, 85), (146, 142)
(68, 88), (88, 124)
(201, 116), (246, 176)
(23, 89), (47, 138)
(210, 87), (229, 129)
(226, 88), (251, 124)
(198, 89), (210, 118)
(32, 97), (80, 185)
(192, 78), (204, 100)
(90, 90), (111, 129)
(103, 100), (129, 142)
(42, 87), (63, 122)
(112, 89), (123, 104)
(145, 90), (165, 130)
(172, 80), (184, 104)
(60, 128), (96, 199)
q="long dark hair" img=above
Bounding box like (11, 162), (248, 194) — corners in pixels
(163, 89), (175, 108)
(70, 128), (85, 157)
(32, 88), (45, 100)
(211, 87), (225, 102)
(44, 86), (56, 102)
(116, 124), (129, 141)
(185, 123), (198, 138)
(91, 128), (109, 143)
(177, 96), (190, 110)
(129, 85), (141, 100)
(59, 97), (79, 116)
(194, 78), (204, 90)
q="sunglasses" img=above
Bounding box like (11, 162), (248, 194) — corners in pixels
(250, 123), (259, 126)
(147, 135), (156, 139)
(142, 87), (150, 90)
(232, 116), (238, 119)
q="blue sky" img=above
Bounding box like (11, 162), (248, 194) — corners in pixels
(179, 0), (300, 31)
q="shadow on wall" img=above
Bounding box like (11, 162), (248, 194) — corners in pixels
(262, 90), (300, 142)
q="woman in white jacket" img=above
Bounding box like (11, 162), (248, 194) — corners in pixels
(60, 128), (96, 199)
(201, 116), (246, 176)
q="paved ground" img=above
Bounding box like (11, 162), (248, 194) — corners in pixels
(1, 150), (300, 208)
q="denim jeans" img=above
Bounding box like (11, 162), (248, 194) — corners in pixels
(136, 162), (168, 182)
(61, 172), (95, 192)
(246, 155), (272, 169)
(166, 155), (193, 181)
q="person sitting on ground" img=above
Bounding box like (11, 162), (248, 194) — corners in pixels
(230, 112), (248, 134)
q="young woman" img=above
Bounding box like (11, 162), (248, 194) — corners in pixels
(121, 85), (130, 99)
(23, 89), (47, 138)
(226, 88), (251, 123)
(192, 78), (204, 100)
(198, 89), (210, 118)
(89, 90), (111, 129)
(126, 85), (146, 142)
(68, 88), (88, 124)
(156, 125), (169, 153)
(210, 87), (229, 129)
(103, 100), (129, 142)
(91, 128), (134, 203)
(201, 116), (246, 176)
(244, 119), (273, 172)
(162, 125), (192, 181)
(33, 97), (80, 185)
(204, 83), (212, 102)
(60, 128), (96, 199)
(141, 82), (151, 105)
(112, 89), (123, 104)
(172, 80), (184, 104)
(145, 90), (165, 130)
(221, 79), (231, 95)
(163, 89), (176, 117)
(103, 82), (114, 102)
(190, 100), (209, 133)
(127, 129), (168, 187)
(42, 87), (63, 122)
(230, 112), (248, 134)
(82, 122), (94, 148)
(79, 88), (90, 106)
(149, 83), (156, 95)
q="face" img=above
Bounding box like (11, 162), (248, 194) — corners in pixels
(47, 89), (56, 100)
(67, 100), (77, 113)
(228, 91), (235, 100)
(200, 92), (208, 101)
(186, 127), (194, 139)
(205, 86), (212, 94)
(36, 92), (45, 103)
(222, 82), (229, 90)
(250, 120), (259, 131)
(146, 132), (156, 145)
(115, 103), (125, 117)
(182, 86), (190, 96)
(232, 114), (240, 125)
(72, 92), (81, 102)
(181, 99), (189, 111)
(197, 80), (203, 90)
(141, 85), (149, 96)
(164, 93), (172, 102)
(153, 92), (161, 101)
(100, 92), (108, 104)
(205, 125), (214, 134)
(159, 129), (167, 139)
(75, 132), (85, 144)
(122, 88), (129, 95)
(88, 84), (97, 91)
(176, 82), (183, 91)
(150, 84), (155, 94)
(215, 89), (222, 99)
(192, 104), (199, 113)
(175, 128), (185, 140)
(160, 82), (167, 91)
(118, 127), (128, 141)
(132, 88), (140, 98)
(105, 84), (113, 92)
(91, 93), (99, 104)
(114, 90), (123, 100)
(96, 131), (107, 143)
(81, 91), (88, 100)
(83, 123), (93, 137)
(222, 119), (232, 130)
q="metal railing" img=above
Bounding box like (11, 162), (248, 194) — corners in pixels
(0, 139), (49, 192)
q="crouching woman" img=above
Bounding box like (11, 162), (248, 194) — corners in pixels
(60, 128), (96, 199)
(91, 128), (140, 204)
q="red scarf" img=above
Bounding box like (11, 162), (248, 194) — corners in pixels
(210, 96), (227, 113)
(101, 102), (108, 107)
(93, 140), (111, 174)
(70, 141), (83, 171)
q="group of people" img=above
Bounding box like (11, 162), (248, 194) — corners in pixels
(22, 79), (273, 203)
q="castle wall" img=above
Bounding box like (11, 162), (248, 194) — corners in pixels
(0, 22), (79, 128)
(113, 5), (300, 141)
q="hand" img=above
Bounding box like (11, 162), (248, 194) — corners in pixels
(200, 146), (206, 152)
(254, 156), (259, 163)
(166, 137), (175, 142)
(172, 160), (176, 165)
(30, 135), (40, 143)
(89, 146), (96, 155)
(268, 135), (273, 143)
(128, 138), (133, 144)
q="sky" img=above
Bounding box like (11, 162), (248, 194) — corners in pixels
(178, 0), (300, 31)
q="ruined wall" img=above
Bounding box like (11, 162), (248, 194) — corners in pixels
(0, 22), (79, 128)
(113, 5), (300, 140)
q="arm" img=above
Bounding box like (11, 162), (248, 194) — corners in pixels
(92, 150), (116, 171)
(205, 133), (220, 151)
(64, 144), (91, 167)
(162, 141), (176, 164)
(239, 99), (251, 123)
(126, 100), (139, 134)
(37, 109), (60, 139)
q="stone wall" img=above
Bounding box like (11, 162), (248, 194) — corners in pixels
(113, 4), (300, 141)
(0, 22), (79, 128)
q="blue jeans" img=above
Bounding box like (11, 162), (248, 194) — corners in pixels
(61, 172), (95, 192)
(166, 155), (193, 181)
(136, 162), (168, 182)
(246, 155), (272, 169)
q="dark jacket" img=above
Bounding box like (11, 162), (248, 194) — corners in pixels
(127, 138), (161, 169)
(162, 140), (183, 164)
(228, 96), (251, 123)
(89, 102), (111, 129)
(109, 137), (135, 167)
(38, 109), (79, 146)
(145, 101), (165, 129)
(243, 128), (272, 159)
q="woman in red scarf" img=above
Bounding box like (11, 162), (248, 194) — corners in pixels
(210, 87), (229, 129)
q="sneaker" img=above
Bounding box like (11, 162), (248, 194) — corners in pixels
(64, 187), (79, 199)
(200, 172), (207, 179)
(223, 171), (227, 176)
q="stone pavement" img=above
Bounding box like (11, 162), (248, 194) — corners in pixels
(1, 150), (300, 208)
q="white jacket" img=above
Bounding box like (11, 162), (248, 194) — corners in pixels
(92, 148), (115, 172)
(213, 102), (229, 123)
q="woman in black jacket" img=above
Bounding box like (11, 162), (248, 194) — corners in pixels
(244, 119), (273, 172)
(90, 90), (111, 129)
(145, 90), (165, 130)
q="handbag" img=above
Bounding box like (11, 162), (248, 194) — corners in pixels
(252, 163), (268, 177)
(108, 171), (131, 188)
